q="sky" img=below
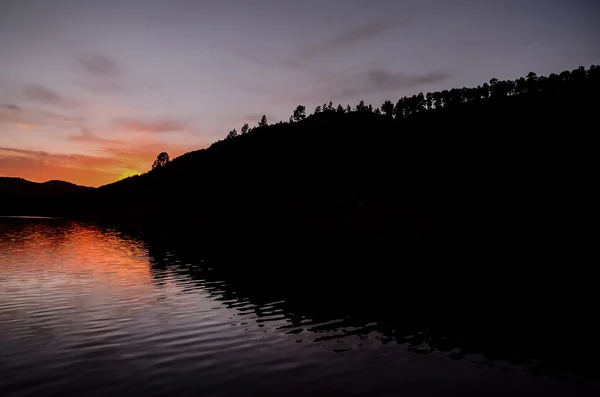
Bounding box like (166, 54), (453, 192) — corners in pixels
(1, 0), (599, 186)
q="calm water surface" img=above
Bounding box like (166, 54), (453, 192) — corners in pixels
(1, 218), (598, 396)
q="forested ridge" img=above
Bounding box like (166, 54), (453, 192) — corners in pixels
(1, 65), (597, 252)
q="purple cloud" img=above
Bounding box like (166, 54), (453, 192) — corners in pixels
(78, 54), (120, 77)
(0, 104), (83, 125)
(24, 84), (62, 104)
(113, 118), (186, 133)
(299, 69), (451, 102)
(69, 126), (124, 145)
(288, 16), (411, 64)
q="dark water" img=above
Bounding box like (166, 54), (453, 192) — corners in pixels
(1, 218), (598, 397)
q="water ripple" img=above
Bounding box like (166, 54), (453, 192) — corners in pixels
(1, 218), (599, 397)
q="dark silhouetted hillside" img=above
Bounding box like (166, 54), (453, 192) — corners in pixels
(0, 177), (92, 216)
(2, 66), (598, 258)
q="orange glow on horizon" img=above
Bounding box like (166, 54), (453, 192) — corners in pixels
(0, 165), (122, 187)
(118, 169), (141, 180)
(0, 141), (201, 187)
(1, 97), (213, 187)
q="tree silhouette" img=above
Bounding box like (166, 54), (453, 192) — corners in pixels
(416, 93), (426, 112)
(526, 72), (538, 94)
(152, 152), (170, 169)
(425, 93), (433, 110)
(381, 100), (394, 117)
(432, 92), (442, 109)
(226, 129), (238, 140)
(292, 105), (306, 122)
(211, 65), (597, 150)
(393, 98), (404, 118)
(570, 66), (587, 88)
(440, 90), (449, 108)
(588, 65), (599, 82)
(446, 89), (461, 107)
(559, 70), (571, 86)
(258, 115), (268, 128)
(481, 83), (490, 99)
(515, 78), (527, 95)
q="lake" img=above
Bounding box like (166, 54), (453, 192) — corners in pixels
(1, 217), (598, 396)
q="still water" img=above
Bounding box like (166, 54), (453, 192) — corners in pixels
(1, 217), (598, 396)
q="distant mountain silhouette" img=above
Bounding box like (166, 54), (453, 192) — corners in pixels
(0, 177), (92, 216)
(0, 177), (89, 194)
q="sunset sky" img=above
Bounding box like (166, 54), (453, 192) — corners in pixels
(1, 0), (599, 186)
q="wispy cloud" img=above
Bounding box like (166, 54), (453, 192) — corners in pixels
(234, 16), (410, 74)
(296, 69), (451, 102)
(114, 118), (186, 133)
(233, 48), (327, 76)
(0, 104), (83, 126)
(0, 146), (117, 167)
(69, 126), (124, 145)
(77, 80), (129, 94)
(0, 147), (47, 156)
(24, 84), (62, 104)
(0, 105), (24, 124)
(73, 53), (160, 96)
(231, 16), (414, 105)
(288, 17), (411, 65)
(78, 54), (120, 77)
(75, 53), (133, 94)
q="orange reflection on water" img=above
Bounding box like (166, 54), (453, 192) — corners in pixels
(0, 219), (153, 294)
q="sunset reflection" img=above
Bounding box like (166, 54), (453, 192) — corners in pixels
(0, 219), (152, 293)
